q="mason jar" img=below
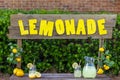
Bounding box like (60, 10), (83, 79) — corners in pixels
(74, 66), (81, 78)
(29, 65), (36, 78)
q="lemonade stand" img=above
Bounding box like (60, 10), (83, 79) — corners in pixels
(8, 14), (116, 80)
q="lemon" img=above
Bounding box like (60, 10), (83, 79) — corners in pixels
(97, 68), (104, 75)
(35, 71), (41, 78)
(72, 62), (78, 69)
(16, 57), (21, 62)
(15, 69), (24, 77)
(99, 47), (104, 52)
(13, 68), (19, 75)
(106, 56), (110, 59)
(27, 63), (33, 69)
(103, 64), (107, 68)
(104, 65), (110, 70)
(12, 48), (18, 53)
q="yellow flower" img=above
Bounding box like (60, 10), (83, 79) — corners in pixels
(12, 48), (18, 54)
(97, 68), (104, 75)
(99, 47), (104, 52)
(104, 65), (110, 70)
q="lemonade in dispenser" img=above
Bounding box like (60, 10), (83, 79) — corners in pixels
(83, 56), (97, 78)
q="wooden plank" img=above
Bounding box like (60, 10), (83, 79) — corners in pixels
(17, 39), (22, 68)
(8, 14), (117, 39)
(10, 73), (111, 80)
(97, 39), (104, 70)
(8, 28), (113, 39)
(10, 14), (116, 27)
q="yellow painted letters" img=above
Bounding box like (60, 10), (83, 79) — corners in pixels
(98, 19), (107, 35)
(18, 18), (108, 37)
(18, 20), (29, 35)
(55, 19), (65, 35)
(65, 19), (75, 35)
(76, 19), (86, 35)
(29, 19), (38, 35)
(87, 19), (96, 35)
(39, 20), (54, 36)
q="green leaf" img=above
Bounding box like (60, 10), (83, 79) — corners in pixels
(0, 57), (2, 62)
(101, 54), (105, 60)
(108, 61), (114, 67)
(9, 53), (14, 57)
(105, 50), (109, 55)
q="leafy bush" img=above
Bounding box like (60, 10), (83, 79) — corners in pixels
(0, 9), (120, 75)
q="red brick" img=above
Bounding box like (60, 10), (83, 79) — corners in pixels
(0, 0), (120, 13)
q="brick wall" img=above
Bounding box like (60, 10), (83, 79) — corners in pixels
(0, 0), (120, 13)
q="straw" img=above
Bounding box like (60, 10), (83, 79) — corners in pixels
(79, 60), (81, 66)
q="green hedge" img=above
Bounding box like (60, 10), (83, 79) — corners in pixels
(0, 9), (120, 75)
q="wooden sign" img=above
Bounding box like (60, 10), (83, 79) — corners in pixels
(8, 14), (117, 39)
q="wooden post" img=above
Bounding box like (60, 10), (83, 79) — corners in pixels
(97, 39), (104, 69)
(17, 39), (22, 68)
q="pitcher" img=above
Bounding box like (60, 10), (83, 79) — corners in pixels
(83, 56), (96, 78)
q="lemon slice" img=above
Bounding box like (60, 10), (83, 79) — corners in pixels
(35, 71), (41, 78)
(29, 73), (36, 79)
(27, 63), (33, 69)
(72, 62), (78, 69)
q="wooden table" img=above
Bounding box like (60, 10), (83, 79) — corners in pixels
(10, 73), (111, 80)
